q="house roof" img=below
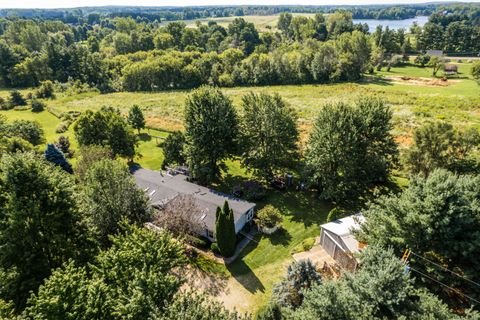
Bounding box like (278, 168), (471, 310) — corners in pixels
(133, 168), (255, 233)
(321, 214), (365, 253)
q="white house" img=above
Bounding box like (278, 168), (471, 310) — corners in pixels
(319, 214), (365, 266)
(133, 168), (255, 241)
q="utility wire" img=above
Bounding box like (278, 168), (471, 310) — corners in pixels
(409, 266), (480, 306)
(409, 250), (480, 289)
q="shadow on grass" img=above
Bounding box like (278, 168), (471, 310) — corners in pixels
(227, 258), (265, 294)
(265, 227), (292, 247)
(137, 133), (152, 142)
(359, 76), (394, 87)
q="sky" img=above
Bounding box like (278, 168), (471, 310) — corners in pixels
(0, 0), (479, 9)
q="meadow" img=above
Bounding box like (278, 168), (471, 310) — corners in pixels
(1, 61), (479, 314)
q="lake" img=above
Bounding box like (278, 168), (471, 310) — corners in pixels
(353, 16), (429, 31)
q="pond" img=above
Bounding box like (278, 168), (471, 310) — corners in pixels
(353, 15), (429, 31)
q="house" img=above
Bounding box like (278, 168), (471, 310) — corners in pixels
(319, 214), (365, 269)
(426, 50), (443, 57)
(133, 168), (255, 241)
(444, 64), (458, 75)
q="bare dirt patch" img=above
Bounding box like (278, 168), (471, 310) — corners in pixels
(385, 76), (460, 87)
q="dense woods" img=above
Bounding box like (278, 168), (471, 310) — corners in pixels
(0, 4), (478, 92)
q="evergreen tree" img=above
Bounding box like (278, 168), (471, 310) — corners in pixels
(127, 104), (146, 134)
(44, 143), (73, 174)
(215, 201), (236, 257)
(8, 90), (26, 107)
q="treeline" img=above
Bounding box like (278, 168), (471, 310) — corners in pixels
(415, 4), (480, 53)
(0, 4), (437, 23)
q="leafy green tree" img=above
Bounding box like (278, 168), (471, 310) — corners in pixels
(272, 259), (321, 308)
(82, 159), (151, 245)
(0, 152), (93, 310)
(358, 170), (480, 306)
(25, 225), (186, 319)
(8, 120), (45, 145)
(427, 56), (444, 77)
(305, 98), (398, 201)
(55, 135), (74, 158)
(75, 145), (113, 181)
(472, 61), (480, 82)
(161, 131), (186, 168)
(74, 107), (137, 160)
(184, 86), (238, 184)
(127, 104), (146, 134)
(290, 246), (463, 320)
(44, 143), (73, 174)
(8, 90), (27, 107)
(414, 54), (431, 67)
(240, 92), (298, 182)
(215, 201), (236, 258)
(405, 122), (480, 176)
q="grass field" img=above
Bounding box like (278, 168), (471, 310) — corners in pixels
(1, 61), (479, 314)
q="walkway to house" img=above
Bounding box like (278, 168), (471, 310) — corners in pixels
(292, 239), (335, 267)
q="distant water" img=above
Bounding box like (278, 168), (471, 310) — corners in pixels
(353, 16), (429, 31)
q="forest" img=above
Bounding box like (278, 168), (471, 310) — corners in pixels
(1, 2), (480, 320)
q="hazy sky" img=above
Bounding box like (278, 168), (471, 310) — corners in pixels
(0, 0), (479, 9)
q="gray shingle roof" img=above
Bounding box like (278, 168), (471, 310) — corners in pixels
(133, 168), (255, 232)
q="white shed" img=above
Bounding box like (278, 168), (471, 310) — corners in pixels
(319, 214), (365, 262)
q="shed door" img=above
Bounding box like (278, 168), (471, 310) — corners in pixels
(321, 232), (337, 257)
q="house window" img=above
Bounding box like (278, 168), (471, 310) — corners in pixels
(206, 229), (214, 239)
(246, 208), (254, 221)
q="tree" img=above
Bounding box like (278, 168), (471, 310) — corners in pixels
(55, 135), (74, 158)
(74, 107), (137, 160)
(427, 56), (444, 77)
(127, 104), (146, 134)
(414, 54), (431, 67)
(184, 86), (238, 184)
(290, 246), (464, 320)
(472, 61), (480, 82)
(25, 225), (186, 319)
(82, 159), (151, 245)
(358, 170), (480, 306)
(240, 92), (298, 182)
(35, 80), (55, 99)
(44, 143), (73, 174)
(255, 205), (283, 231)
(272, 259), (321, 308)
(0, 152), (93, 310)
(405, 122), (480, 176)
(161, 131), (186, 168)
(153, 194), (203, 239)
(8, 120), (45, 145)
(215, 201), (236, 257)
(305, 98), (398, 202)
(75, 145), (113, 181)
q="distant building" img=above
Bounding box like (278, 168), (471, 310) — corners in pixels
(133, 168), (255, 241)
(319, 214), (365, 269)
(426, 50), (444, 57)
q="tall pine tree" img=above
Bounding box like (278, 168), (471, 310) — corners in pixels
(44, 143), (73, 174)
(215, 201), (236, 257)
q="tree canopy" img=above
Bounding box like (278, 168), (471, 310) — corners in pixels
(305, 98), (398, 202)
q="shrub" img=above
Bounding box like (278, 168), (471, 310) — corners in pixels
(472, 61), (480, 81)
(255, 205), (283, 230)
(291, 237), (316, 254)
(55, 122), (70, 133)
(255, 303), (283, 320)
(211, 242), (220, 255)
(36, 80), (55, 99)
(414, 54), (431, 67)
(8, 90), (27, 107)
(187, 235), (210, 249)
(31, 99), (45, 112)
(0, 97), (7, 110)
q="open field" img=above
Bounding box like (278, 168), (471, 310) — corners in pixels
(160, 13), (317, 32)
(1, 61), (479, 315)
